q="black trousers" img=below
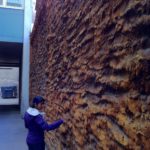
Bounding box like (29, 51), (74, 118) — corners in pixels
(27, 142), (45, 150)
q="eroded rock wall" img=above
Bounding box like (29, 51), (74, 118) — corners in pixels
(30, 0), (150, 149)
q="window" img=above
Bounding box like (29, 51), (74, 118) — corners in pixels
(7, 0), (22, 7)
(0, 0), (3, 5)
(0, 0), (23, 8)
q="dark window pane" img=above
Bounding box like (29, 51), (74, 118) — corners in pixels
(0, 0), (3, 5)
(7, 0), (22, 7)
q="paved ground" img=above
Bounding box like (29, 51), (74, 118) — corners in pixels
(0, 106), (28, 150)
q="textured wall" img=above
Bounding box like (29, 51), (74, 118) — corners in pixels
(30, 0), (150, 149)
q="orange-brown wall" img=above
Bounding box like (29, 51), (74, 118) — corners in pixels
(30, 0), (150, 149)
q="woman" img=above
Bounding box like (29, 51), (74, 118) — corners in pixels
(24, 96), (64, 150)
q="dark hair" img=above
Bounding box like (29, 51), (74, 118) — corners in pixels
(31, 103), (35, 108)
(31, 96), (45, 108)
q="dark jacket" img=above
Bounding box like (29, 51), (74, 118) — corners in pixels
(24, 107), (63, 144)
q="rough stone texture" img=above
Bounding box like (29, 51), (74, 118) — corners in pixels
(30, 0), (150, 149)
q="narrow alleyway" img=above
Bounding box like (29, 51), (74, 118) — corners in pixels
(0, 106), (28, 150)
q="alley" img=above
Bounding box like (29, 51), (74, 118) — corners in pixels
(0, 106), (28, 150)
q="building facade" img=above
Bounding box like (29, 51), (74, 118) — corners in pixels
(0, 0), (32, 114)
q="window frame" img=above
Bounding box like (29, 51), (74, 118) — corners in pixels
(0, 0), (24, 10)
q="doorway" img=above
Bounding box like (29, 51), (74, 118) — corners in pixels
(0, 67), (19, 105)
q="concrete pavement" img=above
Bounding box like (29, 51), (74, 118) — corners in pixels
(0, 106), (28, 150)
